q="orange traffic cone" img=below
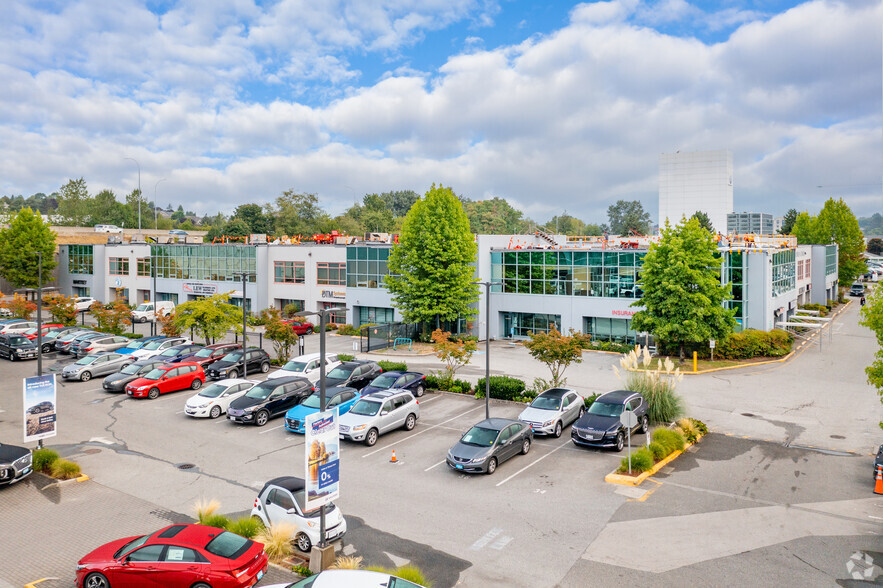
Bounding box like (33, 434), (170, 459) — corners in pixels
(390, 450), (398, 463)
(875, 465), (883, 495)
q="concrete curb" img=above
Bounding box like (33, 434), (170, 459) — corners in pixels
(34, 471), (90, 488)
(604, 435), (703, 487)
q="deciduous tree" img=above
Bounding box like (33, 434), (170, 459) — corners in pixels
(173, 292), (243, 344)
(1, 294), (37, 319)
(523, 328), (586, 387)
(264, 308), (299, 363)
(793, 198), (866, 285)
(90, 294), (132, 335)
(0, 207), (58, 288)
(431, 329), (476, 383)
(56, 178), (91, 226)
(859, 284), (883, 429)
(272, 190), (330, 236)
(866, 238), (883, 256)
(607, 200), (652, 235)
(44, 294), (78, 326)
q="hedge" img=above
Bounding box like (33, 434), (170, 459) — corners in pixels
(378, 360), (408, 372)
(660, 328), (793, 360)
(475, 376), (526, 401)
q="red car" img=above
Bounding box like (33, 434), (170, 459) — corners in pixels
(76, 523), (268, 588)
(171, 342), (242, 367)
(126, 362), (204, 399)
(22, 324), (64, 340)
(282, 319), (314, 335)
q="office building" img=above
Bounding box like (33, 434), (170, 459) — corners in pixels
(727, 212), (774, 235)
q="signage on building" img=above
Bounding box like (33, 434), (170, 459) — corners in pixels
(321, 290), (346, 300)
(183, 282), (218, 296)
(612, 309), (636, 317)
(23, 375), (57, 444)
(73, 280), (87, 285)
(304, 409), (340, 512)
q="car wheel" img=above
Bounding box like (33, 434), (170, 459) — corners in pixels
(414, 384), (425, 398)
(614, 431), (625, 452)
(521, 438), (531, 455)
(191, 584), (210, 588)
(296, 532), (312, 552)
(191, 378), (203, 390)
(486, 457), (497, 475)
(209, 405), (221, 419)
(80, 371), (92, 382)
(9, 352), (15, 362)
(553, 421), (563, 438)
(364, 428), (379, 446)
(255, 410), (269, 427)
(260, 362), (270, 373)
(639, 415), (649, 434)
(227, 369), (238, 379)
(404, 413), (416, 431)
(84, 572), (110, 588)
(148, 387), (160, 399)
(139, 316), (147, 323)
(41, 344), (51, 354)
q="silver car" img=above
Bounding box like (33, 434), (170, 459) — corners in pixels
(74, 334), (131, 357)
(517, 388), (585, 437)
(61, 352), (133, 382)
(57, 331), (101, 354)
(338, 390), (419, 446)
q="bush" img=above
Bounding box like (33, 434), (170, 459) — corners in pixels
(292, 564), (314, 577)
(618, 448), (654, 473)
(584, 392), (600, 409)
(228, 516), (264, 539)
(256, 522), (296, 562)
(338, 354), (355, 362)
(194, 498), (220, 523)
(425, 373), (472, 394)
(652, 428), (686, 455)
(715, 329), (793, 360)
(449, 379), (473, 395)
(201, 514), (231, 530)
(50, 458), (81, 480)
(282, 303), (300, 318)
(591, 341), (636, 354)
(648, 441), (667, 461)
(690, 418), (708, 435)
(366, 565), (431, 587)
(475, 376), (526, 401)
(337, 324), (359, 336)
(640, 385), (684, 424)
(32, 448), (59, 472)
(378, 360), (408, 372)
(424, 373), (440, 389)
(676, 418), (697, 443)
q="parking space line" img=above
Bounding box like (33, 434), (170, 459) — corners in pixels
(424, 460), (446, 472)
(361, 404), (484, 458)
(259, 425), (284, 434)
(495, 437), (572, 487)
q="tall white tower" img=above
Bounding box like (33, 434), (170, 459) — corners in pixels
(658, 149), (733, 233)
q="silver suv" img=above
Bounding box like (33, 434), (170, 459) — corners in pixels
(338, 390), (419, 446)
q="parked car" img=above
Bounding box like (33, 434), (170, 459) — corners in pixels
(116, 335), (164, 355)
(62, 352), (133, 382)
(0, 320), (38, 334)
(129, 336), (192, 360)
(205, 347), (270, 380)
(446, 418), (533, 475)
(360, 371), (427, 398)
(282, 319), (314, 336)
(284, 387), (361, 433)
(251, 476), (346, 553)
(126, 362), (205, 399)
(169, 229), (189, 235)
(518, 388), (585, 438)
(22, 323), (64, 340)
(324, 360), (383, 390)
(338, 390), (419, 446)
(571, 390), (649, 452)
(227, 376), (313, 426)
(0, 442), (33, 487)
(75, 523), (268, 588)
(102, 358), (167, 393)
(73, 297), (96, 312)
(0, 308), (11, 318)
(850, 283), (866, 296)
(0, 334), (38, 361)
(57, 331), (103, 355)
(75, 334), (131, 357)
(172, 342), (241, 367)
(262, 569), (427, 588)
(30, 326), (79, 353)
(130, 301), (175, 323)
(93, 224), (122, 233)
(267, 352), (341, 383)
(153, 343), (204, 363)
(184, 378), (257, 419)
(53, 329), (96, 354)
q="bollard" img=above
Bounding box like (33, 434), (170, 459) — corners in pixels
(693, 351), (697, 373)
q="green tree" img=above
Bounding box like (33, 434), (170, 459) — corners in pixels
(272, 190), (330, 236)
(56, 178), (92, 226)
(631, 217), (737, 360)
(543, 213), (588, 236)
(90, 294), (132, 335)
(431, 328), (476, 383)
(691, 211), (714, 233)
(264, 308), (299, 363)
(386, 185), (479, 332)
(173, 292), (243, 344)
(125, 189), (151, 230)
(90, 190), (130, 227)
(793, 198), (866, 285)
(583, 223), (605, 236)
(233, 204), (273, 235)
(607, 200), (652, 235)
(859, 284), (883, 429)
(44, 293), (78, 326)
(779, 208), (798, 235)
(868, 238), (883, 256)
(379, 190), (420, 217)
(462, 197), (528, 234)
(224, 218), (251, 238)
(522, 328), (586, 388)
(0, 208), (58, 288)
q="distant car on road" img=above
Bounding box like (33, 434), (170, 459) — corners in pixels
(446, 418), (533, 475)
(94, 224), (122, 233)
(169, 229), (189, 235)
(571, 390), (649, 452)
(850, 283), (866, 296)
(518, 388), (584, 438)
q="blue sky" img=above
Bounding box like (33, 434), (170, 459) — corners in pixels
(0, 0), (879, 226)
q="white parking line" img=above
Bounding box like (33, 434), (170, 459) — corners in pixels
(495, 438), (572, 487)
(362, 404), (484, 458)
(259, 425), (284, 434)
(424, 460), (446, 472)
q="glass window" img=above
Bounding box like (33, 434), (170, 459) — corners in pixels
(274, 489), (295, 510)
(164, 547), (202, 563)
(127, 545), (165, 562)
(68, 245), (94, 275)
(317, 262), (346, 285)
(205, 532), (252, 559)
(137, 258), (151, 276)
(275, 261), (305, 284)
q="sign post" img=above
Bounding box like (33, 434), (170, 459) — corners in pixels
(304, 409), (340, 515)
(620, 409), (638, 473)
(709, 339), (716, 362)
(23, 374), (57, 447)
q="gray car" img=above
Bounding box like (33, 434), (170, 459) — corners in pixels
(446, 418), (534, 475)
(74, 334), (131, 357)
(338, 390), (419, 446)
(57, 331), (101, 354)
(61, 352), (133, 382)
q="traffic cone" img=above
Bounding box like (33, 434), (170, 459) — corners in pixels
(875, 465), (883, 495)
(390, 450), (398, 464)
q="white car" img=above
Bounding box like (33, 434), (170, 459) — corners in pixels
(266, 352), (341, 383)
(0, 321), (38, 334)
(262, 570), (426, 588)
(517, 388), (584, 438)
(129, 336), (191, 360)
(251, 476), (346, 553)
(184, 378), (257, 419)
(73, 297), (96, 312)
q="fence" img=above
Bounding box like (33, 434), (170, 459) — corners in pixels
(360, 322), (419, 352)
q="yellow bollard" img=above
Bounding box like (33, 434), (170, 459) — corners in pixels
(693, 351), (698, 373)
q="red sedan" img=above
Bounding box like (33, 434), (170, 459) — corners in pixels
(282, 319), (314, 335)
(76, 523), (268, 588)
(126, 362), (205, 399)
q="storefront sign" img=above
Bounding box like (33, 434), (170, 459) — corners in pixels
(612, 309), (636, 317)
(321, 290), (346, 300)
(183, 282), (218, 296)
(304, 409), (340, 512)
(23, 375), (57, 443)
(73, 280), (87, 285)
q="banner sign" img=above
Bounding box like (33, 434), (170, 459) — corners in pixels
(304, 409), (340, 512)
(23, 374), (57, 443)
(183, 282), (218, 296)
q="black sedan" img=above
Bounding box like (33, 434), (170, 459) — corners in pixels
(446, 418), (533, 475)
(571, 390), (649, 452)
(227, 376), (314, 426)
(0, 441), (32, 486)
(361, 371), (427, 397)
(324, 360), (383, 390)
(205, 347), (271, 380)
(102, 358), (167, 393)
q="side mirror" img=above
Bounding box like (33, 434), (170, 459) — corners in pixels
(381, 410), (389, 416)
(286, 507), (297, 515)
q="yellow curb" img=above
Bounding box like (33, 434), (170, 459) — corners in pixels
(605, 435), (703, 487)
(76, 474), (90, 482)
(25, 578), (58, 588)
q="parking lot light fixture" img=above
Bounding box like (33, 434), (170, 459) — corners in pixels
(234, 272), (256, 377)
(475, 281), (502, 419)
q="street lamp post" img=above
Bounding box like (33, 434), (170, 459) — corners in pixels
(125, 157), (142, 233)
(234, 272), (255, 377)
(476, 281), (501, 419)
(154, 178), (166, 231)
(33, 251), (43, 377)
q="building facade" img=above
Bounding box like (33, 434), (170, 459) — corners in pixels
(727, 212), (774, 235)
(659, 149), (733, 233)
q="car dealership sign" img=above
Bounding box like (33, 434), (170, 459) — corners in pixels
(23, 374), (57, 443)
(304, 409), (340, 512)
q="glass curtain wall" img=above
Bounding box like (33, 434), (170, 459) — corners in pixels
(771, 249), (796, 297)
(346, 246), (390, 288)
(151, 245), (256, 282)
(583, 317), (638, 344)
(722, 250), (746, 330)
(68, 245), (94, 275)
(500, 312), (561, 338)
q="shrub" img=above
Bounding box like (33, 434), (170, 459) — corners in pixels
(379, 360), (408, 372)
(615, 347), (684, 424)
(676, 418), (698, 443)
(424, 373), (441, 389)
(338, 354), (355, 362)
(292, 564), (314, 577)
(475, 376), (526, 401)
(337, 324), (358, 336)
(648, 441), (667, 461)
(591, 341), (636, 354)
(618, 448), (654, 473)
(449, 379), (473, 395)
(329, 555), (363, 569)
(690, 418), (708, 435)
(325, 323), (336, 331)
(228, 516), (264, 539)
(32, 448), (59, 472)
(256, 522), (296, 562)
(50, 458), (81, 480)
(652, 428), (686, 455)
(584, 392), (600, 409)
(201, 514), (231, 530)
(282, 303), (300, 318)
(194, 498), (220, 523)
(715, 329), (793, 360)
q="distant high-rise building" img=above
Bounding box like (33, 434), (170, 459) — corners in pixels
(727, 212), (774, 235)
(659, 149), (733, 233)
(773, 216), (784, 234)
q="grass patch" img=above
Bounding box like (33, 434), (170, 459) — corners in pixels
(194, 498), (220, 523)
(227, 516), (264, 538)
(200, 514), (231, 530)
(618, 447), (654, 473)
(652, 428), (686, 455)
(32, 448), (59, 472)
(256, 523), (295, 562)
(50, 458), (81, 479)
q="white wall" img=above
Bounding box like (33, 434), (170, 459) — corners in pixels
(659, 149), (733, 233)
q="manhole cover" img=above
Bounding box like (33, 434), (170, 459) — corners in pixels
(176, 463), (197, 470)
(83, 448), (101, 454)
(830, 434), (845, 439)
(741, 413), (755, 417)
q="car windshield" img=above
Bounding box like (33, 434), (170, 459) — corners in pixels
(9, 336), (29, 346)
(221, 351), (243, 362)
(134, 304), (150, 312)
(113, 535), (148, 559)
(327, 366), (354, 379)
(588, 401), (624, 417)
(370, 374), (398, 388)
(120, 363), (142, 375)
(349, 399), (381, 416)
(59, 332), (82, 342)
(159, 347), (182, 357)
(75, 356), (97, 365)
(300, 394), (322, 409)
(23, 327), (38, 335)
(199, 383), (232, 398)
(124, 339), (147, 349)
(142, 368), (166, 381)
(245, 383), (275, 400)
(205, 531), (251, 559)
(530, 396), (561, 411)
(142, 340), (165, 350)
(194, 348), (216, 358)
(460, 426), (499, 447)
(282, 361), (308, 372)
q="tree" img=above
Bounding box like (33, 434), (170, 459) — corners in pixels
(793, 198), (866, 285)
(125, 189), (151, 229)
(386, 185), (479, 333)
(56, 178), (91, 226)
(264, 308), (299, 363)
(173, 292), (243, 344)
(522, 327), (586, 388)
(543, 213), (588, 236)
(630, 217), (737, 360)
(691, 211), (714, 233)
(462, 197), (528, 234)
(90, 294), (132, 335)
(431, 329), (476, 383)
(0, 207), (57, 288)
(157, 309), (182, 337)
(779, 208), (798, 235)
(272, 190), (330, 236)
(868, 238), (883, 256)
(0, 294), (37, 319)
(379, 190), (420, 217)
(44, 293), (78, 326)
(89, 190), (130, 228)
(224, 218), (251, 238)
(233, 204), (273, 235)
(859, 284), (883, 429)
(607, 200), (652, 235)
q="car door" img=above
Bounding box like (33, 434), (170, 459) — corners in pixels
(0, 336), (8, 358)
(263, 487), (301, 528)
(218, 382), (249, 412)
(159, 367), (181, 393)
(161, 545), (206, 588)
(303, 360), (320, 382)
(89, 354), (111, 376)
(562, 393), (579, 425)
(378, 398), (398, 433)
(631, 395), (647, 424)
(113, 543), (167, 588)
(246, 350), (262, 372)
(337, 389), (358, 415)
(264, 384), (288, 417)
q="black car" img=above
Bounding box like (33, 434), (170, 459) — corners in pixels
(571, 390), (649, 452)
(27, 401), (54, 414)
(361, 371), (427, 397)
(205, 347), (271, 380)
(850, 283), (866, 297)
(227, 376), (314, 426)
(0, 333), (38, 361)
(40, 326), (85, 353)
(324, 360), (383, 390)
(875, 444), (883, 480)
(446, 418), (534, 475)
(0, 441), (33, 486)
(102, 358), (167, 393)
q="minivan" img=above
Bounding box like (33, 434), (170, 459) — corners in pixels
(131, 301), (175, 323)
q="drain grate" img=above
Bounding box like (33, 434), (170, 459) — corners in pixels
(176, 463), (197, 470)
(83, 448), (101, 455)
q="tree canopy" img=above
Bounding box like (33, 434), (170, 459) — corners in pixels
(607, 200), (652, 235)
(172, 292), (243, 343)
(859, 284), (883, 429)
(779, 208), (798, 235)
(0, 207), (58, 288)
(793, 198), (866, 285)
(690, 211), (714, 233)
(462, 197), (527, 234)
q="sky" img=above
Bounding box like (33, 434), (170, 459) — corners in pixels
(1, 0), (880, 225)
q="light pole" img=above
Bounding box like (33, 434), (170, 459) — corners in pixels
(33, 251), (43, 377)
(234, 272), (255, 377)
(476, 281), (502, 419)
(124, 157), (142, 232)
(153, 178), (166, 231)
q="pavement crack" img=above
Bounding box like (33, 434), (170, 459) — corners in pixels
(789, 550), (831, 577)
(245, 442), (304, 464)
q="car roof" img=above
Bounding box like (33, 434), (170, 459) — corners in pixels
(337, 360), (373, 368)
(537, 388), (574, 399)
(473, 418), (520, 431)
(131, 358), (166, 366)
(309, 386), (358, 397)
(173, 361), (202, 368)
(260, 476), (306, 496)
(309, 569), (416, 586)
(145, 524), (217, 549)
(361, 389), (409, 400)
(205, 342), (239, 350)
(216, 378), (257, 386)
(255, 376), (309, 387)
(597, 390), (642, 404)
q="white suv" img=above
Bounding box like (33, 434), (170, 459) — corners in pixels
(339, 390), (419, 446)
(74, 297), (96, 312)
(267, 352), (341, 383)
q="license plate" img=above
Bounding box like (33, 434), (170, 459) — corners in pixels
(456, 464), (463, 470)
(257, 570), (263, 580)
(228, 415), (234, 420)
(339, 434), (345, 440)
(21, 467), (31, 475)
(126, 391), (133, 396)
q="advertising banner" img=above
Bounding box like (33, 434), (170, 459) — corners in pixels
(23, 374), (57, 443)
(304, 408), (340, 512)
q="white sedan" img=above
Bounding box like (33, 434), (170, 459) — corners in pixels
(517, 388), (584, 438)
(184, 378), (257, 419)
(266, 352), (340, 384)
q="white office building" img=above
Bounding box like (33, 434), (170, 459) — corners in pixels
(659, 149), (733, 233)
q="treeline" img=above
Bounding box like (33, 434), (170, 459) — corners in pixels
(859, 213), (883, 237)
